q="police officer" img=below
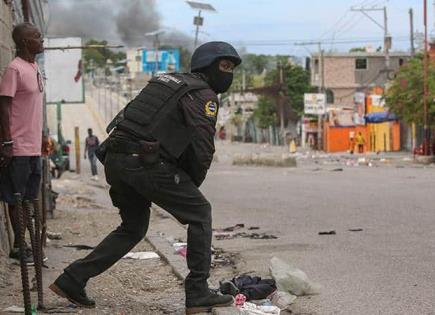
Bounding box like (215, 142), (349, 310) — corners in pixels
(49, 42), (241, 314)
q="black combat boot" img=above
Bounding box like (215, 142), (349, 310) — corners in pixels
(49, 273), (95, 308)
(186, 290), (234, 314)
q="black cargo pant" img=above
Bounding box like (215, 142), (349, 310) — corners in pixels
(64, 152), (212, 298)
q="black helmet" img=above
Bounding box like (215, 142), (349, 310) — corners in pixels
(190, 41), (241, 72)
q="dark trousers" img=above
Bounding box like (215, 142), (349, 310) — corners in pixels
(64, 152), (212, 298)
(88, 151), (98, 176)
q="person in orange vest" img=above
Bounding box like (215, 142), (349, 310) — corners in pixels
(355, 132), (365, 153)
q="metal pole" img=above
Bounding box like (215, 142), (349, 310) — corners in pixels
(318, 45), (324, 151)
(33, 199), (44, 309)
(15, 193), (32, 315)
(384, 7), (390, 70)
(423, 0), (430, 155)
(194, 10), (202, 49)
(410, 8), (415, 56)
(74, 127), (81, 174)
(278, 63), (285, 140)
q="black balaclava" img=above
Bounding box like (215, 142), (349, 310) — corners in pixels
(200, 59), (233, 94)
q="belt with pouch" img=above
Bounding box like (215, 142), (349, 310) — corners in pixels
(107, 138), (160, 164)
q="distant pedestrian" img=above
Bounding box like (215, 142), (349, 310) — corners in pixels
(218, 126), (226, 140)
(355, 132), (365, 153)
(0, 23), (45, 265)
(349, 131), (355, 154)
(84, 128), (99, 180)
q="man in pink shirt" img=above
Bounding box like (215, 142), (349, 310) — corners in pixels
(0, 23), (44, 265)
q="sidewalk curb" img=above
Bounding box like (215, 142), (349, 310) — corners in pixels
(146, 208), (189, 281)
(146, 232), (189, 281)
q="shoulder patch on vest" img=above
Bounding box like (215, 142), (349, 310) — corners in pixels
(155, 74), (183, 85)
(204, 100), (218, 118)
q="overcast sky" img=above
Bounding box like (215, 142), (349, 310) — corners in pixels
(155, 0), (430, 55)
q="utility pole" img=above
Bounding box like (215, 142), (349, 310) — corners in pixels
(278, 62), (285, 142)
(186, 1), (216, 49)
(294, 41), (325, 150)
(423, 0), (430, 155)
(194, 10), (202, 49)
(351, 5), (391, 73)
(318, 45), (324, 151)
(409, 8), (416, 56)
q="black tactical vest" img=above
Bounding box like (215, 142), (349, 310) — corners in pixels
(107, 73), (210, 159)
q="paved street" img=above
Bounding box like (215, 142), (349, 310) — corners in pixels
(41, 97), (435, 315)
(204, 142), (435, 315)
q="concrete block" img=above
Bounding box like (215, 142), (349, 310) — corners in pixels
(212, 306), (243, 315)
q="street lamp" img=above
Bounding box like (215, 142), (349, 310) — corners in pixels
(185, 1), (216, 49)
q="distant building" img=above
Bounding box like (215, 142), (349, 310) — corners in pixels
(310, 52), (411, 107)
(126, 49), (144, 79)
(219, 92), (259, 142)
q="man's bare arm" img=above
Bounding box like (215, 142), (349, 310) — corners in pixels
(0, 96), (12, 142)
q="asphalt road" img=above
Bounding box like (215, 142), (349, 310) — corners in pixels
(54, 96), (435, 314)
(203, 143), (435, 315)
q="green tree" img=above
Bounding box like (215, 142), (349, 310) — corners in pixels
(385, 56), (435, 125)
(253, 96), (277, 128)
(265, 62), (312, 116)
(83, 39), (126, 70)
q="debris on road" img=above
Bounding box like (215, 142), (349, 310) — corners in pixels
(239, 302), (281, 315)
(348, 228), (363, 232)
(269, 257), (321, 296)
(47, 231), (62, 240)
(212, 247), (238, 269)
(268, 290), (296, 310)
(215, 232), (278, 240)
(173, 242), (188, 257)
(318, 230), (336, 235)
(219, 275), (276, 301)
(235, 293), (247, 306)
(63, 244), (95, 250)
(215, 223), (245, 232)
(57, 194), (102, 209)
(122, 252), (160, 260)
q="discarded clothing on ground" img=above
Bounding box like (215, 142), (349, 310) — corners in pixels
(220, 275), (277, 301)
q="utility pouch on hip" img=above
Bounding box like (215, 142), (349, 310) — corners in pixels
(139, 140), (160, 165)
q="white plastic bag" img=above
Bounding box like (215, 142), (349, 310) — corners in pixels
(241, 302), (281, 315)
(269, 257), (321, 296)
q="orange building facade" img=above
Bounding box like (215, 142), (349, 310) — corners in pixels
(323, 87), (401, 153)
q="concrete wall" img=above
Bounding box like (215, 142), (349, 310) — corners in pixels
(0, 0), (15, 255)
(0, 1), (14, 76)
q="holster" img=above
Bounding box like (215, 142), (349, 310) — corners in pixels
(138, 140), (160, 165)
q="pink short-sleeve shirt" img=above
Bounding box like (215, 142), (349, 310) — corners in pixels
(0, 57), (43, 156)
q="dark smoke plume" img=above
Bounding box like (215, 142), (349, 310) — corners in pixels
(47, 0), (194, 48)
